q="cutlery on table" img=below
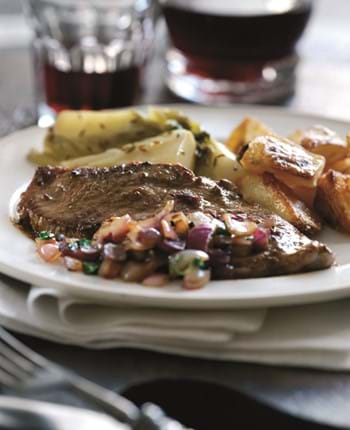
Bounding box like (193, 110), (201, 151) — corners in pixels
(0, 396), (129, 430)
(0, 328), (190, 430)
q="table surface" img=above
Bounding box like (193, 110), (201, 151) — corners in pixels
(1, 1), (350, 429)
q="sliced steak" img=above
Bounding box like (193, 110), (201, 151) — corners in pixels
(16, 162), (334, 278)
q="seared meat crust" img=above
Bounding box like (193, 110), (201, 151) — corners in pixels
(17, 162), (334, 278)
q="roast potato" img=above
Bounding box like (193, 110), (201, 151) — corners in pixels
(328, 157), (350, 175)
(289, 125), (347, 164)
(239, 135), (326, 188)
(62, 130), (197, 170)
(238, 173), (321, 236)
(225, 117), (274, 154)
(315, 169), (350, 232)
(289, 186), (317, 208)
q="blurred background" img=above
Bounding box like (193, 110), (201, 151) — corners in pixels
(0, 0), (349, 136)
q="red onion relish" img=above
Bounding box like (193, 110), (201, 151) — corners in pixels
(35, 203), (270, 289)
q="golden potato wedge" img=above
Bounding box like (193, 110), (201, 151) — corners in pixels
(328, 157), (350, 174)
(289, 186), (317, 208)
(225, 117), (274, 154)
(289, 125), (347, 164)
(238, 173), (321, 236)
(315, 170), (350, 232)
(239, 135), (326, 188)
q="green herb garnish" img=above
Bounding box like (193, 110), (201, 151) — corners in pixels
(194, 131), (210, 144)
(192, 257), (207, 270)
(38, 231), (55, 240)
(169, 253), (207, 277)
(78, 239), (92, 249)
(67, 241), (79, 251)
(82, 261), (100, 275)
(165, 119), (184, 131)
(216, 227), (230, 236)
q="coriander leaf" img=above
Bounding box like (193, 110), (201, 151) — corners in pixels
(38, 231), (55, 240)
(83, 261), (100, 275)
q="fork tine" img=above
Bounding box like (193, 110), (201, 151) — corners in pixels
(0, 328), (55, 390)
(0, 340), (37, 373)
(0, 328), (51, 368)
(0, 330), (59, 392)
(0, 354), (30, 381)
(0, 329), (142, 426)
(0, 368), (17, 387)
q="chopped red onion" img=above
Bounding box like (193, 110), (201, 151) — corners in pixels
(102, 243), (127, 262)
(187, 224), (215, 251)
(60, 242), (100, 262)
(230, 213), (246, 221)
(139, 200), (175, 229)
(142, 273), (169, 287)
(253, 228), (270, 251)
(121, 259), (160, 282)
(64, 256), (83, 272)
(37, 242), (61, 263)
(164, 212), (189, 237)
(138, 228), (162, 249)
(223, 214), (257, 237)
(158, 239), (186, 254)
(98, 259), (121, 279)
(129, 250), (150, 262)
(187, 212), (213, 226)
(161, 219), (178, 241)
(93, 215), (131, 244)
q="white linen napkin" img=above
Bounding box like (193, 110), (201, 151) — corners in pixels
(2, 275), (350, 370)
(0, 276), (265, 344)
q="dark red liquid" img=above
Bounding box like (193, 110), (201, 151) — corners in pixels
(163, 3), (312, 81)
(44, 64), (140, 112)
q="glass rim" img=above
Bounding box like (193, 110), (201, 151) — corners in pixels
(158, 0), (312, 16)
(24, 0), (147, 6)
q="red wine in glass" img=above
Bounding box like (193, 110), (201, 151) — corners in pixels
(26, 0), (155, 125)
(161, 0), (313, 103)
(43, 64), (141, 112)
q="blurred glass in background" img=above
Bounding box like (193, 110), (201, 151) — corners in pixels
(0, 0), (350, 129)
(160, 0), (313, 104)
(23, 0), (156, 124)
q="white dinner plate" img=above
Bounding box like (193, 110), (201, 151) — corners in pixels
(0, 104), (349, 309)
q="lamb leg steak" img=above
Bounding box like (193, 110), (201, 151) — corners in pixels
(16, 162), (334, 278)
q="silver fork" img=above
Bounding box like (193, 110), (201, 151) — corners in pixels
(0, 327), (190, 430)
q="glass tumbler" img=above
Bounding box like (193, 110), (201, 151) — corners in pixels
(160, 0), (313, 104)
(24, 0), (156, 125)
